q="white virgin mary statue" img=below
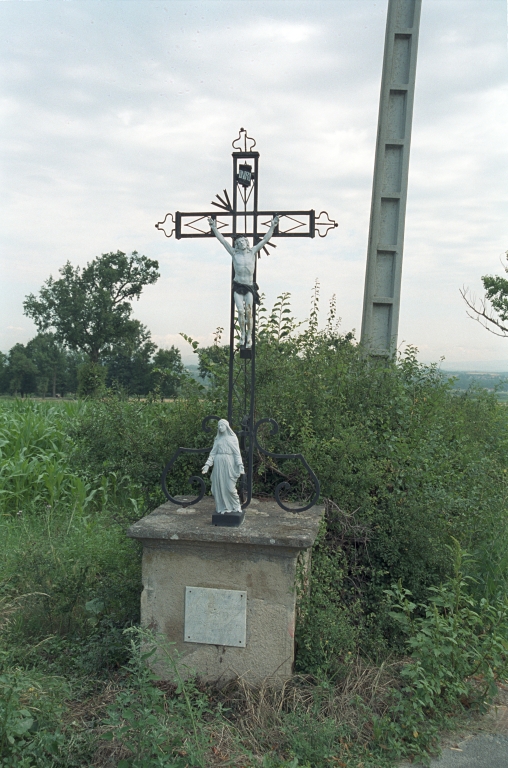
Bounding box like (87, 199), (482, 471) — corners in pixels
(202, 419), (244, 514)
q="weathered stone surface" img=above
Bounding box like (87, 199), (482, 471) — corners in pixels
(127, 497), (323, 685)
(127, 496), (323, 550)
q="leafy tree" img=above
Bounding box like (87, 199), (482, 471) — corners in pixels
(23, 251), (160, 364)
(0, 352), (7, 393)
(62, 349), (87, 395)
(190, 327), (228, 382)
(151, 346), (185, 397)
(5, 344), (38, 396)
(25, 333), (68, 397)
(0, 337), (84, 397)
(460, 249), (508, 336)
(193, 344), (228, 388)
(105, 322), (157, 395)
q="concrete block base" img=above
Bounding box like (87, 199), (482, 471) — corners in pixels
(127, 496), (323, 686)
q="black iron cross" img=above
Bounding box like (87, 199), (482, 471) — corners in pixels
(156, 129), (337, 526)
(156, 127), (337, 248)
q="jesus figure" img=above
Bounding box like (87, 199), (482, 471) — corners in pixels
(208, 215), (279, 348)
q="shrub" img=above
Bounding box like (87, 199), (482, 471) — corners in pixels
(376, 541), (508, 761)
(77, 361), (106, 397)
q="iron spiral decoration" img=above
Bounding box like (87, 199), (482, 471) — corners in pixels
(253, 418), (320, 513)
(160, 414), (320, 513)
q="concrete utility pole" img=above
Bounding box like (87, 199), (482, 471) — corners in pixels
(360, 0), (422, 357)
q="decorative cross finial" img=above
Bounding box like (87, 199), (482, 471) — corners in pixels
(232, 127), (257, 153)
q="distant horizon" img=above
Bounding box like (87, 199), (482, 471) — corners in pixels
(184, 356), (508, 374)
(426, 361), (508, 373)
(4, 341), (508, 374)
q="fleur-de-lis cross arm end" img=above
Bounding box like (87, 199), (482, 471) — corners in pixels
(315, 211), (338, 238)
(155, 213), (175, 238)
(232, 127), (257, 152)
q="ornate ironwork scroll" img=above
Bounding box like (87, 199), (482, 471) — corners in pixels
(155, 212), (175, 238)
(253, 418), (320, 512)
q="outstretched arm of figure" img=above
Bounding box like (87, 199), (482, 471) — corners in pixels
(208, 217), (235, 257)
(202, 455), (213, 474)
(252, 215), (279, 254)
(202, 441), (218, 474)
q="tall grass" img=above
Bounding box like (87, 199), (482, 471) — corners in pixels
(0, 400), (144, 765)
(0, 399), (137, 516)
(0, 399), (143, 671)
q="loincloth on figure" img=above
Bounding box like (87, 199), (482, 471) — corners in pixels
(232, 280), (261, 305)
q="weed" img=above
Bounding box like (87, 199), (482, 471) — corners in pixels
(101, 626), (212, 767)
(0, 652), (68, 767)
(378, 540), (508, 762)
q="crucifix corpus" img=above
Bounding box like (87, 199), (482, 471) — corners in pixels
(156, 128), (337, 527)
(208, 214), (279, 349)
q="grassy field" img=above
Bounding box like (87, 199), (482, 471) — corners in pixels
(1, 397), (508, 767)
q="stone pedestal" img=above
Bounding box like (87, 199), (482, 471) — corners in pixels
(127, 496), (323, 686)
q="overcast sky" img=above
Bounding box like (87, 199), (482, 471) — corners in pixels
(1, 0), (507, 367)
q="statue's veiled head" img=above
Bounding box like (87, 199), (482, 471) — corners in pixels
(216, 418), (238, 443)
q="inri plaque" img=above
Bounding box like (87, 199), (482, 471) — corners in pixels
(184, 587), (246, 647)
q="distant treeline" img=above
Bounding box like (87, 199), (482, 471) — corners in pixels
(0, 332), (187, 398)
(445, 371), (508, 392)
(3, 333), (508, 399)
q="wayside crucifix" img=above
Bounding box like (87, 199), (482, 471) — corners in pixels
(156, 128), (337, 526)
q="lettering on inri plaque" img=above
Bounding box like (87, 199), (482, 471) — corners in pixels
(184, 587), (246, 647)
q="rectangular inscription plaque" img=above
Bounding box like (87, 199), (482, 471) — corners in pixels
(184, 587), (246, 647)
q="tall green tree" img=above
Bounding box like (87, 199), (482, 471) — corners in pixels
(23, 251), (160, 363)
(0, 337), (84, 397)
(105, 322), (157, 395)
(151, 346), (185, 397)
(5, 344), (38, 396)
(0, 351), (7, 393)
(25, 333), (68, 397)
